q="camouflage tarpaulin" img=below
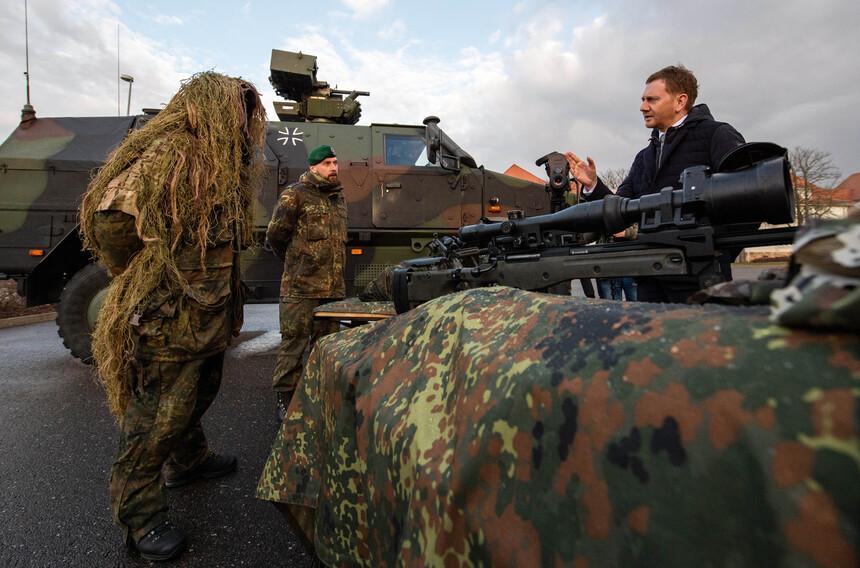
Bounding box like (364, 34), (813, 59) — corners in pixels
(257, 287), (860, 567)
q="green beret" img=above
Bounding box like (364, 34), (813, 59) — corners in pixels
(308, 145), (336, 166)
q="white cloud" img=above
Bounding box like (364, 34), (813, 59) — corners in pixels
(443, 0), (860, 182)
(377, 19), (405, 41)
(341, 0), (389, 19)
(153, 13), (182, 25)
(0, 0), (193, 128)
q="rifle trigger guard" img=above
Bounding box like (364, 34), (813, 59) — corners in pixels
(471, 258), (498, 277)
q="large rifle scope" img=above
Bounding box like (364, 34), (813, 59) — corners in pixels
(459, 145), (794, 246)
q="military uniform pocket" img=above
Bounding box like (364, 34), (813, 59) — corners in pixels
(171, 269), (233, 354)
(133, 274), (233, 357)
(170, 293), (232, 355)
(132, 288), (176, 357)
(306, 214), (329, 241)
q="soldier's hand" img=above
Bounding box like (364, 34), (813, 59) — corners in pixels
(565, 152), (597, 189)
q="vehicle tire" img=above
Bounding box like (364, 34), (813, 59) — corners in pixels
(57, 263), (111, 363)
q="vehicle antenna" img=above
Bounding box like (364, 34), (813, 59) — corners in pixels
(23, 0), (33, 112)
(117, 24), (120, 116)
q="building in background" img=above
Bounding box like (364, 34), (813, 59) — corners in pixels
(740, 171), (859, 262)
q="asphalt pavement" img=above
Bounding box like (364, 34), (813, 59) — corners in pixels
(0, 304), (312, 567)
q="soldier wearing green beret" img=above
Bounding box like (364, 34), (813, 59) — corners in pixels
(267, 144), (348, 420)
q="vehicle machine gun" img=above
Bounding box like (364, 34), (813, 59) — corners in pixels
(391, 143), (798, 313)
(269, 49), (369, 124)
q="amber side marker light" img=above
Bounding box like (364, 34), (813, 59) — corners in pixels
(29, 249), (44, 256)
(350, 248), (363, 255)
(487, 205), (502, 213)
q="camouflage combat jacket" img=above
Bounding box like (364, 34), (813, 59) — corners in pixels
(92, 206), (243, 363)
(131, 232), (241, 362)
(266, 171), (347, 298)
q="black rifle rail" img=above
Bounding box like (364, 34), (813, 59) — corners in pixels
(392, 226), (795, 313)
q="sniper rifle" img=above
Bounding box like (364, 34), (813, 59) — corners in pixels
(391, 143), (797, 313)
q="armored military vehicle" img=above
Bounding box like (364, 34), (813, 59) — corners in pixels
(0, 49), (546, 361)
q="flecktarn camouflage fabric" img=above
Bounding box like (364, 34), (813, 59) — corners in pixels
(771, 210), (860, 332)
(257, 286), (859, 567)
(266, 170), (348, 299)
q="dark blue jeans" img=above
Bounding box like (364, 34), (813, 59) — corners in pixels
(596, 277), (637, 301)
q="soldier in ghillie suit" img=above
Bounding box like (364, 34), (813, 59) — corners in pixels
(267, 144), (348, 420)
(80, 72), (266, 562)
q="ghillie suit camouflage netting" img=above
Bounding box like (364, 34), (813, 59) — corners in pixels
(80, 72), (266, 418)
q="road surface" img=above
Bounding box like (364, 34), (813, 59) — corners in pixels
(0, 304), (311, 567)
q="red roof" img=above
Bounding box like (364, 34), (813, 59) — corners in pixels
(792, 173), (860, 204)
(504, 164), (544, 184)
(834, 173), (860, 202)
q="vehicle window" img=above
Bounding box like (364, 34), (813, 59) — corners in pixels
(384, 134), (435, 167)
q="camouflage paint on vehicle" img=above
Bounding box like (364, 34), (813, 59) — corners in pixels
(0, 115), (543, 303)
(257, 286), (859, 567)
(0, 115), (148, 304)
(258, 118), (548, 297)
(1, 125), (545, 294)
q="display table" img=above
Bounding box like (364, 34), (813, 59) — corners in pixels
(312, 298), (396, 327)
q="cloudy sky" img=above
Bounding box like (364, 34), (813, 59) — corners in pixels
(1, 0), (858, 184)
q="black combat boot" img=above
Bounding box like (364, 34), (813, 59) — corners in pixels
(164, 453), (238, 488)
(135, 521), (186, 561)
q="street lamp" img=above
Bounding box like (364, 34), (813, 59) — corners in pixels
(120, 74), (134, 116)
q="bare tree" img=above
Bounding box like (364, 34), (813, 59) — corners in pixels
(600, 168), (628, 192)
(789, 146), (841, 225)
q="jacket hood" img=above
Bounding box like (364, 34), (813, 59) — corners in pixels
(300, 170), (343, 193)
(683, 103), (715, 124)
(650, 103), (714, 141)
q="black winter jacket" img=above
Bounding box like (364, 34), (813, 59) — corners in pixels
(585, 104), (744, 200)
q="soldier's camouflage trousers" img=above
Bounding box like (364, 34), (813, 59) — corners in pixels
(109, 352), (224, 544)
(273, 297), (340, 392)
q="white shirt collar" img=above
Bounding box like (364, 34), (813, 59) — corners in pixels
(660, 114), (688, 135)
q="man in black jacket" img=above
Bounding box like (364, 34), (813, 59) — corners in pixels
(565, 65), (745, 302)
